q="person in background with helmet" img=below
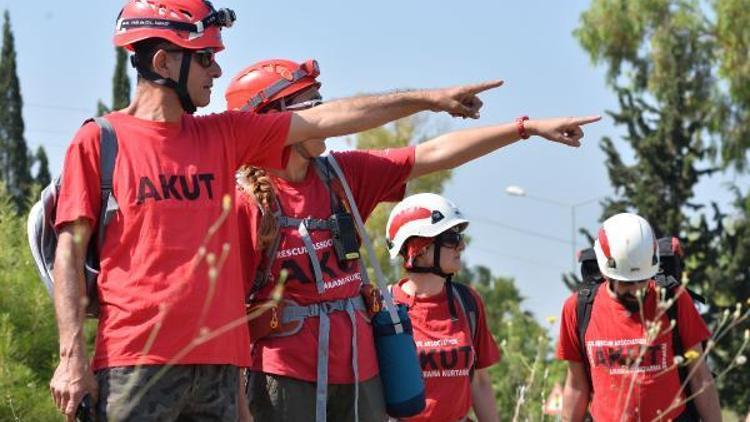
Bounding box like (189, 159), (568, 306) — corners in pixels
(47, 0), (520, 419)
(384, 193), (500, 422)
(556, 213), (721, 421)
(226, 58), (601, 422)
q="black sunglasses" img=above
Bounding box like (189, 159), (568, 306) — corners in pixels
(436, 230), (464, 249)
(164, 49), (216, 69)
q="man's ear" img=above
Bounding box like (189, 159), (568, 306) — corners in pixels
(152, 49), (174, 79)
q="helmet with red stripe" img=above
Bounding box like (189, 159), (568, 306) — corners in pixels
(225, 59), (321, 112)
(594, 213), (660, 282)
(386, 193), (469, 259)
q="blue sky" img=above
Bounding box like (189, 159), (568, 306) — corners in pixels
(3, 0), (738, 334)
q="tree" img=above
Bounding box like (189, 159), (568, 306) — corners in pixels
(96, 47), (132, 115)
(355, 116), (563, 418)
(572, 0), (750, 413)
(33, 146), (51, 188)
(0, 10), (31, 210)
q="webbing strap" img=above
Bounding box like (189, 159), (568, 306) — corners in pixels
(279, 215), (331, 229)
(316, 311), (330, 422)
(92, 117), (120, 252)
(325, 155), (403, 333)
(247, 67), (313, 110)
(280, 296), (365, 422)
(348, 299), (360, 422)
(298, 220), (326, 294)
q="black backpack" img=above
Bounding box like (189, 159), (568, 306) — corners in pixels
(576, 236), (706, 419)
(27, 117), (119, 317)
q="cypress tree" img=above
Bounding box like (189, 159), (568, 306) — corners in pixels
(34, 146), (50, 188)
(97, 47), (131, 115)
(0, 10), (31, 210)
(112, 47), (131, 110)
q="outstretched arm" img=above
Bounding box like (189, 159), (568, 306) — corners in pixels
(410, 115), (601, 179)
(285, 81), (503, 145)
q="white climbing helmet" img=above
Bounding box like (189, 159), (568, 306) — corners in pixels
(386, 193), (469, 259)
(594, 213), (660, 282)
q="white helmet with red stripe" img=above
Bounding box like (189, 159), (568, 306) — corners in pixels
(594, 213), (660, 282)
(386, 193), (469, 259)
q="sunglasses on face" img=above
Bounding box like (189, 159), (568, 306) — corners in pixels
(436, 230), (464, 249)
(164, 49), (216, 69)
(283, 98), (323, 111)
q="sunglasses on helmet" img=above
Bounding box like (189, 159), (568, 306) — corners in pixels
(436, 230), (464, 249)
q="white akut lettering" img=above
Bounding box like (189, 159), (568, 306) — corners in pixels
(440, 369), (470, 377)
(276, 238), (334, 260)
(323, 272), (362, 290)
(415, 338), (460, 349)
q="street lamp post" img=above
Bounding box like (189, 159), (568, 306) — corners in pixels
(505, 185), (601, 274)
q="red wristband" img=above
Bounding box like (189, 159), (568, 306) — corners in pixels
(515, 115), (530, 140)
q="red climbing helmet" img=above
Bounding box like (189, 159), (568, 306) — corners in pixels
(113, 0), (235, 51)
(225, 59), (321, 112)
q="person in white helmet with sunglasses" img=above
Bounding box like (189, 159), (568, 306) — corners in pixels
(556, 213), (721, 421)
(385, 193), (501, 422)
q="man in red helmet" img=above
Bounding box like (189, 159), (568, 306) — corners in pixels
(225, 58), (602, 422)
(48, 1), (509, 420)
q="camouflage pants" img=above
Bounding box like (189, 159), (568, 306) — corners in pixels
(95, 364), (239, 421)
(247, 371), (387, 422)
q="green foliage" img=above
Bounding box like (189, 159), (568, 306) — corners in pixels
(113, 47), (131, 111)
(33, 146), (51, 188)
(573, 0), (750, 413)
(455, 265), (566, 419)
(0, 10), (31, 211)
(96, 47), (132, 116)
(0, 184), (59, 420)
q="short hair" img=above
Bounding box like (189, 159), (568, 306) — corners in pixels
(131, 38), (179, 82)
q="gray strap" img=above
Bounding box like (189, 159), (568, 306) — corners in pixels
(248, 67), (312, 109)
(316, 311), (330, 422)
(91, 117), (119, 251)
(298, 220), (326, 294)
(279, 215), (330, 229)
(281, 296), (366, 322)
(347, 300), (360, 422)
(325, 155), (403, 333)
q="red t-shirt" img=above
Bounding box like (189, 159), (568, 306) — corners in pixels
(391, 280), (501, 422)
(55, 111), (291, 370)
(237, 147), (416, 383)
(556, 282), (711, 421)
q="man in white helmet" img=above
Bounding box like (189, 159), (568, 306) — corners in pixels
(556, 213), (721, 421)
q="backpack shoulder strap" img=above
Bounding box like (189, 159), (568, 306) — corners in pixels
(84, 117), (120, 250)
(576, 281), (601, 390)
(324, 154), (405, 332)
(451, 282), (478, 344)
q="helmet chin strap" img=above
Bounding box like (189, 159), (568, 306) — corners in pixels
(407, 241), (460, 320)
(131, 52), (197, 114)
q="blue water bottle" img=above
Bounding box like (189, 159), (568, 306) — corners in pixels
(372, 303), (425, 418)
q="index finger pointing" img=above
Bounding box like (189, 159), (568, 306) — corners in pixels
(572, 115), (602, 126)
(465, 80), (504, 94)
